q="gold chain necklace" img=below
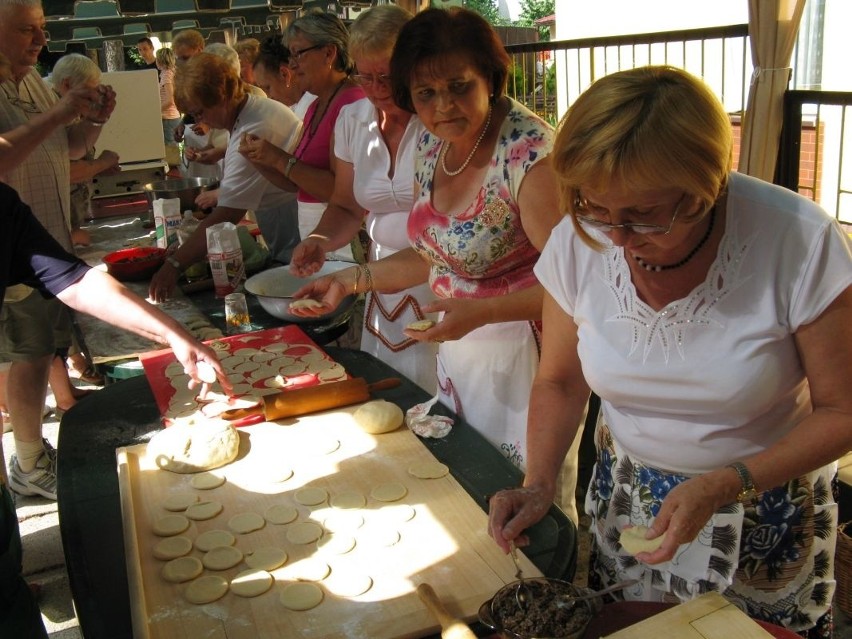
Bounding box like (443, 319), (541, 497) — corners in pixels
(440, 106), (492, 177)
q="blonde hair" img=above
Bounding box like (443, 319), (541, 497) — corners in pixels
(349, 4), (412, 60)
(233, 37), (261, 64)
(155, 47), (176, 70)
(553, 65), (732, 246)
(174, 52), (244, 112)
(171, 28), (205, 52)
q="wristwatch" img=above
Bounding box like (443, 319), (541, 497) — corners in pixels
(726, 461), (758, 505)
(284, 156), (298, 179)
(165, 256), (182, 271)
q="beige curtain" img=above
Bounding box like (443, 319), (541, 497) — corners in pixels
(738, 0), (806, 182)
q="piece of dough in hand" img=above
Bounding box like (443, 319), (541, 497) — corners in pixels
(406, 319), (435, 331)
(353, 400), (403, 434)
(289, 298), (324, 310)
(148, 420), (239, 474)
(619, 525), (666, 555)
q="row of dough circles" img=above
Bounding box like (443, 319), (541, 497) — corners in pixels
(162, 341), (347, 419)
(149, 480), (431, 607)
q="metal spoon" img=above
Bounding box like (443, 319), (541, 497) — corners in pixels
(508, 541), (533, 609)
(557, 579), (639, 612)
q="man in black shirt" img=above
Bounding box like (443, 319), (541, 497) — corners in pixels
(0, 183), (230, 637)
(136, 36), (158, 72)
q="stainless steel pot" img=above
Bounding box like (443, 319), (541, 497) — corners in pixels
(143, 177), (219, 214)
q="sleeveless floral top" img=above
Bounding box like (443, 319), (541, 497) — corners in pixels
(408, 99), (553, 299)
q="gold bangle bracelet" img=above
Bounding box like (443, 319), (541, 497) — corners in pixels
(363, 264), (373, 293)
(352, 265), (362, 296)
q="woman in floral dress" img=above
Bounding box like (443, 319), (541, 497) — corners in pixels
(290, 8), (583, 521)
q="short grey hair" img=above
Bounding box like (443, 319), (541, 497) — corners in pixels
(204, 42), (240, 77)
(50, 53), (100, 90)
(286, 9), (353, 74)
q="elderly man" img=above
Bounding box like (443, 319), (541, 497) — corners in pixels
(0, 181), (230, 637)
(0, 0), (116, 501)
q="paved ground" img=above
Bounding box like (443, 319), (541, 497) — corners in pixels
(3, 375), (852, 638)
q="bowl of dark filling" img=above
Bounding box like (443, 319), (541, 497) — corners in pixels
(478, 578), (599, 639)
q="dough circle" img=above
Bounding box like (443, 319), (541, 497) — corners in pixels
(406, 319), (435, 331)
(190, 472), (226, 490)
(228, 512), (266, 534)
(374, 504), (416, 524)
(244, 546), (288, 571)
(353, 400), (403, 434)
(619, 526), (666, 555)
(162, 493), (200, 512)
(280, 582), (324, 611)
(185, 500), (224, 521)
(148, 420), (239, 474)
(202, 545), (244, 570)
(161, 556), (203, 583)
(152, 514), (190, 537)
(324, 571), (373, 598)
(294, 487), (328, 506)
(278, 558), (329, 581)
(230, 569), (274, 597)
(195, 529), (235, 552)
(286, 521), (324, 545)
(153, 536), (193, 560)
(408, 461), (449, 479)
(322, 510), (364, 533)
(370, 482), (408, 502)
(196, 361), (218, 384)
(316, 533), (356, 555)
(264, 504), (299, 525)
(289, 298), (324, 310)
(185, 575), (229, 604)
(330, 491), (366, 509)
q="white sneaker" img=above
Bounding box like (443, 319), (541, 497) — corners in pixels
(9, 444), (57, 500)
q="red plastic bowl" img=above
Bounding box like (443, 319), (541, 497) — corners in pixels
(103, 247), (167, 282)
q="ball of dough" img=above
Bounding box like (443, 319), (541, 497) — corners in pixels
(619, 525), (666, 555)
(353, 400), (403, 435)
(148, 420), (240, 474)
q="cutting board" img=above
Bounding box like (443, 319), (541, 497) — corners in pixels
(117, 406), (541, 639)
(603, 592), (774, 638)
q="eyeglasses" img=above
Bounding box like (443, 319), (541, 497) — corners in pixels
(2, 86), (41, 115)
(574, 193), (686, 236)
(352, 73), (391, 89)
(288, 44), (324, 65)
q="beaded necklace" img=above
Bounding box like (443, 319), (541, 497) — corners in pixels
(633, 206), (716, 272)
(440, 106), (492, 177)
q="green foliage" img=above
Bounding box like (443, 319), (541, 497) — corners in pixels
(517, 0), (554, 41)
(463, 0), (507, 26)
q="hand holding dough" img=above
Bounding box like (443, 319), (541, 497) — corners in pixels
(619, 525), (666, 555)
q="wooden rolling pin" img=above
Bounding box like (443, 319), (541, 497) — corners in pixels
(417, 583), (478, 639)
(221, 377), (400, 422)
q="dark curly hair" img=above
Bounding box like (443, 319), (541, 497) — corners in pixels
(255, 34), (290, 72)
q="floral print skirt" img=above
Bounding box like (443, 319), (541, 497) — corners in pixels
(586, 420), (837, 637)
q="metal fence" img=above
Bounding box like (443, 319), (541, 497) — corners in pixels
(505, 24), (852, 223)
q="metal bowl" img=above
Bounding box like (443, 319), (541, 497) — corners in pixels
(143, 177), (219, 213)
(244, 262), (356, 324)
(478, 578), (600, 639)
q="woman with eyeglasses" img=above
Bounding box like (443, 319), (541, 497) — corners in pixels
(289, 8), (582, 520)
(239, 10), (364, 262)
(148, 53), (303, 301)
(282, 4), (437, 394)
(488, 66), (852, 637)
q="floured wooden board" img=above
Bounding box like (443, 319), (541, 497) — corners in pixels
(139, 325), (348, 420)
(603, 592), (774, 638)
(117, 406), (541, 639)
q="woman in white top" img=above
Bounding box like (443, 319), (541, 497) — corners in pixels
(488, 66), (852, 637)
(286, 5), (437, 393)
(148, 53), (302, 301)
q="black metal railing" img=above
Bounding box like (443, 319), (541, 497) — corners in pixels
(504, 24), (751, 127)
(777, 90), (852, 224)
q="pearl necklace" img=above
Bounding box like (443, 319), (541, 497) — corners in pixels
(440, 106), (492, 177)
(633, 206), (716, 272)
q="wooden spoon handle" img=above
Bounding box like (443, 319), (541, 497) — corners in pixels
(417, 583), (477, 639)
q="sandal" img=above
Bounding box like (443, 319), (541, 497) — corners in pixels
(76, 365), (105, 386)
